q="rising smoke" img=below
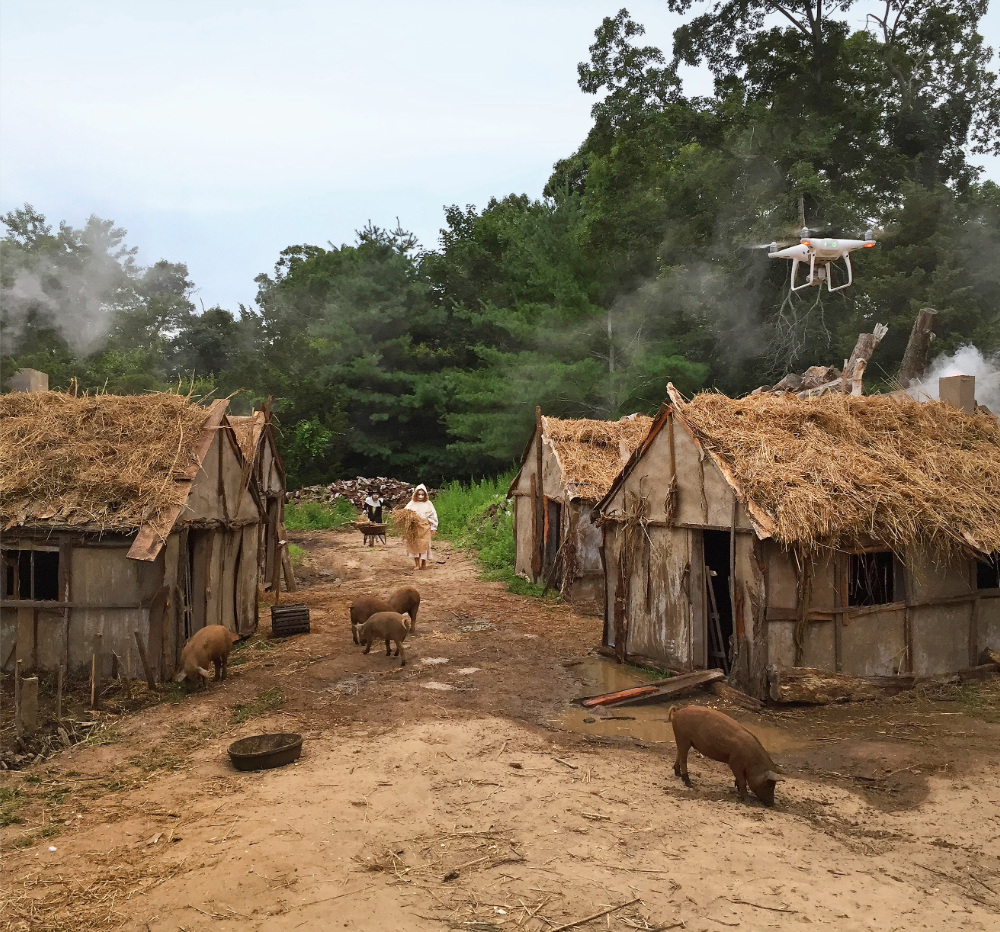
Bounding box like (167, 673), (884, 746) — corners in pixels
(906, 345), (1000, 414)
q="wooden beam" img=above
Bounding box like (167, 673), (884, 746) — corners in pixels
(134, 629), (157, 689)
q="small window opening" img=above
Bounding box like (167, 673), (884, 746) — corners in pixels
(978, 553), (1000, 590)
(2, 549), (60, 601)
(848, 551), (896, 606)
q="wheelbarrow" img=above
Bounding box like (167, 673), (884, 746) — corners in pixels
(357, 522), (387, 546)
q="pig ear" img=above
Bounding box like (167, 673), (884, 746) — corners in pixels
(198, 666), (213, 679)
(174, 671), (186, 683)
(765, 770), (783, 783)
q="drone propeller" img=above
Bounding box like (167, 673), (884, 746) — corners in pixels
(744, 239), (794, 250)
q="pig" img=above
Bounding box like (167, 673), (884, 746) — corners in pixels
(387, 586), (420, 634)
(350, 594), (393, 644)
(668, 705), (783, 806)
(358, 611), (410, 667)
(174, 624), (240, 689)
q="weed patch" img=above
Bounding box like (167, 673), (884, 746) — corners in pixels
(285, 499), (356, 530)
(231, 687), (286, 725)
(434, 474), (553, 599)
(0, 786), (24, 826)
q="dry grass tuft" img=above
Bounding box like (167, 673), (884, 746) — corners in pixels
(543, 414), (653, 503)
(676, 391), (1000, 558)
(0, 391), (214, 532)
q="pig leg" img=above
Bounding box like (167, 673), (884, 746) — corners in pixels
(673, 738), (692, 786)
(220, 655), (228, 681)
(398, 642), (406, 667)
(362, 636), (372, 655)
(733, 767), (748, 802)
(385, 637), (392, 657)
(214, 658), (222, 681)
(352, 623), (359, 645)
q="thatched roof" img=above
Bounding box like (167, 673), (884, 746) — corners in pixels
(229, 412), (264, 462)
(0, 392), (219, 533)
(671, 388), (1000, 558)
(542, 414), (653, 503)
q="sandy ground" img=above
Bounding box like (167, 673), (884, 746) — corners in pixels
(2, 530), (999, 931)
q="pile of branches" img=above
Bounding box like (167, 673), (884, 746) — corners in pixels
(288, 476), (436, 508)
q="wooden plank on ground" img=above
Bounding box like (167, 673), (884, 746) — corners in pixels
(580, 669), (725, 708)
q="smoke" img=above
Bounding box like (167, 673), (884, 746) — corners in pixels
(906, 345), (1000, 414)
(1, 250), (133, 355)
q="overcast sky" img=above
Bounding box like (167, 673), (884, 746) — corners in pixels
(2, 1), (998, 311)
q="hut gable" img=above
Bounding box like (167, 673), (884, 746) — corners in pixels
(510, 414), (653, 504)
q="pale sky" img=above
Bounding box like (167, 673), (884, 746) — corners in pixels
(2, 1), (998, 311)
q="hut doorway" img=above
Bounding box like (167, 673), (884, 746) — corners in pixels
(543, 499), (562, 586)
(702, 530), (734, 673)
(183, 529), (213, 639)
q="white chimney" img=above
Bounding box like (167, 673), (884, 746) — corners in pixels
(8, 368), (49, 393)
(938, 374), (976, 414)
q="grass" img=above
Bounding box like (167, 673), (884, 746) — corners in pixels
(434, 474), (552, 598)
(288, 543), (305, 566)
(0, 787), (24, 827)
(231, 686), (286, 725)
(285, 498), (357, 530)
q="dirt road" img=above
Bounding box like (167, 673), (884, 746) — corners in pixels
(2, 531), (999, 931)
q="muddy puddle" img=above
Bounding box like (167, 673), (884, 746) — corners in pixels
(554, 656), (807, 753)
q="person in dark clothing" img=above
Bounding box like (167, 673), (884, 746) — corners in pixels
(363, 492), (383, 524)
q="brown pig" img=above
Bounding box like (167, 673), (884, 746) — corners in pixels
(350, 595), (393, 644)
(387, 586), (420, 634)
(668, 705), (783, 806)
(175, 624), (240, 689)
(358, 611), (410, 667)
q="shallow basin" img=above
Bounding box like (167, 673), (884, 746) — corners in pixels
(228, 733), (302, 771)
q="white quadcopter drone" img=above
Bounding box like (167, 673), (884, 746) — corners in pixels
(768, 227), (875, 292)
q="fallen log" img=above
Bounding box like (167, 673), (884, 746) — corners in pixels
(707, 680), (764, 711)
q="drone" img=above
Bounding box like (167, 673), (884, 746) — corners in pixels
(767, 227), (876, 292)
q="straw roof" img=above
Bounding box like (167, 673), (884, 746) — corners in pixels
(672, 390), (1000, 558)
(229, 412), (264, 462)
(543, 414), (653, 503)
(0, 392), (218, 533)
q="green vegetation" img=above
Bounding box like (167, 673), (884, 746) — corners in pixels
(3, 4), (997, 488)
(231, 686), (286, 724)
(284, 499), (357, 530)
(0, 787), (24, 827)
(288, 543), (305, 566)
(435, 475), (550, 597)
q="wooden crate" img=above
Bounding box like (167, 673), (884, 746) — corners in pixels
(271, 604), (310, 638)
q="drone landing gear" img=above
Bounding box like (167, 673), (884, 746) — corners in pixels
(790, 254), (854, 293)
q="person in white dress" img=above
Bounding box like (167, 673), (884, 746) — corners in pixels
(403, 484), (438, 569)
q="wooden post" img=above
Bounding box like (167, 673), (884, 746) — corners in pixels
(14, 659), (23, 741)
(844, 324), (888, 393)
(19, 677), (38, 735)
(897, 308), (937, 388)
(281, 541), (297, 593)
(534, 406), (545, 581)
(134, 630), (157, 690)
(833, 555), (843, 673)
(90, 633), (102, 710)
(56, 664), (64, 721)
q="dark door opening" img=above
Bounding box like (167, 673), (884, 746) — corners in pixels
(703, 530), (734, 674)
(543, 499), (562, 586)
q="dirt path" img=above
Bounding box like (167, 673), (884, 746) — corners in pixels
(2, 531), (999, 931)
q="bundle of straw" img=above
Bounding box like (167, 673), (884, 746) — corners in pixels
(392, 507), (432, 552)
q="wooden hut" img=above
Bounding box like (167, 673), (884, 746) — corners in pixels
(508, 411), (652, 611)
(594, 382), (1000, 698)
(229, 407), (288, 592)
(0, 392), (265, 682)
